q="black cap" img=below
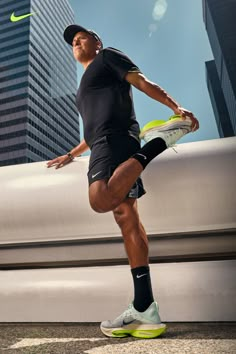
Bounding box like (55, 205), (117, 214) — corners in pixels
(64, 24), (103, 48)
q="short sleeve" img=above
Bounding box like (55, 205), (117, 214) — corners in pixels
(103, 47), (141, 81)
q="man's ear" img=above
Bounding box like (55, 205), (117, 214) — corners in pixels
(96, 41), (102, 50)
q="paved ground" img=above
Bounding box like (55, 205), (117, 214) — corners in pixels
(0, 323), (235, 354)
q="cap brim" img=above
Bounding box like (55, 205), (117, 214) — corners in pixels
(63, 25), (89, 45)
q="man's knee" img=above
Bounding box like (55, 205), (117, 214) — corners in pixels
(89, 180), (121, 213)
(89, 192), (108, 213)
(89, 199), (111, 213)
(113, 199), (138, 227)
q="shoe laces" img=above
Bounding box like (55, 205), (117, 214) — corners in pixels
(167, 130), (179, 152)
(124, 304), (133, 317)
(116, 304), (133, 322)
(171, 145), (178, 153)
(167, 128), (189, 152)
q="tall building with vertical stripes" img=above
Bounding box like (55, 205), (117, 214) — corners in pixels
(0, 0), (80, 166)
(203, 0), (236, 137)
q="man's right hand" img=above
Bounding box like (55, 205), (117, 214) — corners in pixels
(174, 106), (199, 132)
(46, 155), (73, 169)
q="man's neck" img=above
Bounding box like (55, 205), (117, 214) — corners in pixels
(81, 53), (98, 70)
(82, 59), (94, 70)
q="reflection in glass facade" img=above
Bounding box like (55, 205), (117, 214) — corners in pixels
(206, 60), (233, 138)
(203, 0), (236, 137)
(0, 0), (80, 166)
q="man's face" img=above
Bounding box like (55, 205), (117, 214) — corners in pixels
(72, 31), (100, 62)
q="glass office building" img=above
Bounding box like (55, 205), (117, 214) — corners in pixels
(0, 0), (80, 166)
(206, 60), (233, 137)
(203, 0), (236, 137)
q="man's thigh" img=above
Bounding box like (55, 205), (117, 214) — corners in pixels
(87, 135), (146, 201)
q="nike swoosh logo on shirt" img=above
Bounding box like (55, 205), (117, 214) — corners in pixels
(10, 12), (36, 22)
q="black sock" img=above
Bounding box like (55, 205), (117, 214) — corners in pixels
(131, 266), (154, 312)
(132, 138), (167, 170)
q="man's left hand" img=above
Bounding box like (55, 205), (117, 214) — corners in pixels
(174, 107), (199, 132)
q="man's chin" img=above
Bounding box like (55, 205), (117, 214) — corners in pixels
(73, 54), (83, 62)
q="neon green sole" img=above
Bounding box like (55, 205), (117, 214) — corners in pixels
(111, 326), (167, 339)
(139, 115), (182, 138)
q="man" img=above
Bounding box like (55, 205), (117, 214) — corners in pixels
(47, 24), (199, 339)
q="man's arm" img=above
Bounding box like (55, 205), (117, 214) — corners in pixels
(126, 72), (180, 111)
(47, 139), (90, 169)
(69, 138), (90, 157)
(125, 72), (199, 131)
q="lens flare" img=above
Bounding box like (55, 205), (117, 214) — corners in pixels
(152, 0), (168, 21)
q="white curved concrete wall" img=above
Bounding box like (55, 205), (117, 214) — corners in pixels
(0, 261), (235, 322)
(0, 137), (235, 244)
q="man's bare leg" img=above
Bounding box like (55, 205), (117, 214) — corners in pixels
(113, 198), (148, 268)
(89, 157), (143, 212)
(107, 137), (167, 201)
(89, 138), (167, 213)
(112, 198), (154, 312)
(108, 158), (143, 199)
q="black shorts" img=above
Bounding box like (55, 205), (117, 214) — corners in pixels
(87, 135), (146, 199)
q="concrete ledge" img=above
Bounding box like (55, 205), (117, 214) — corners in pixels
(0, 229), (235, 269)
(0, 137), (236, 268)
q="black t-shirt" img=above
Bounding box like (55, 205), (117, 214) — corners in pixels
(76, 47), (141, 148)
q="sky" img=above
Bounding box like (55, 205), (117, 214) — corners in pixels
(68, 0), (218, 154)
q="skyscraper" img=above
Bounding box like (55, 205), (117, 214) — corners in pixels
(0, 0), (80, 166)
(206, 60), (234, 137)
(203, 0), (236, 137)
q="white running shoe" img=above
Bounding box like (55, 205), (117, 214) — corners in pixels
(100, 301), (166, 338)
(139, 115), (192, 147)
